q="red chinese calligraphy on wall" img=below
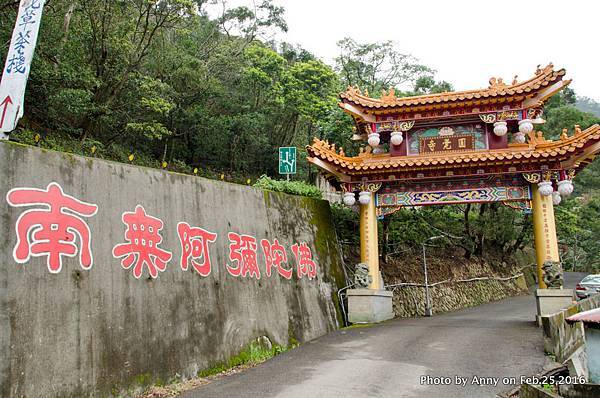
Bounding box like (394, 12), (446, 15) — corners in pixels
(6, 182), (98, 273)
(6, 181), (323, 283)
(177, 222), (217, 276)
(292, 242), (317, 280)
(260, 238), (292, 279)
(227, 232), (260, 279)
(113, 205), (172, 279)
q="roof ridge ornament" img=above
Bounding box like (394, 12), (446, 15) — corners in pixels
(535, 64), (543, 75)
(346, 85), (361, 97)
(488, 77), (508, 91)
(535, 63), (554, 76)
(527, 130), (549, 146)
(358, 146), (373, 158)
(381, 87), (396, 105)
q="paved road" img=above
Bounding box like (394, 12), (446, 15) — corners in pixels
(564, 272), (587, 290)
(183, 273), (586, 398)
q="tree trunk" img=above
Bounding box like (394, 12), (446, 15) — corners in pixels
(462, 204), (474, 259)
(474, 204), (487, 256)
(54, 2), (77, 71)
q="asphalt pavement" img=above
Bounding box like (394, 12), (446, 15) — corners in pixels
(182, 273), (587, 398)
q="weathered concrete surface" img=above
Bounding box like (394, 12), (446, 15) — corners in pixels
(183, 292), (547, 398)
(542, 295), (600, 363)
(346, 289), (393, 323)
(0, 142), (345, 397)
(536, 288), (576, 321)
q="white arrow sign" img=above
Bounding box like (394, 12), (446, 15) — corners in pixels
(0, 0), (46, 138)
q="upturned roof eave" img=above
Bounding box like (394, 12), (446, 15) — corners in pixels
(340, 64), (568, 113)
(306, 124), (600, 179)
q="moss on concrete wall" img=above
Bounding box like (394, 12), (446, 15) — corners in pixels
(0, 142), (346, 398)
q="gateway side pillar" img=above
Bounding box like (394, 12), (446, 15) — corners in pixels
(360, 196), (381, 289)
(531, 184), (573, 323)
(531, 184), (560, 289)
(348, 188), (393, 324)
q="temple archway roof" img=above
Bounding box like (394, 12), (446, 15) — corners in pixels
(307, 124), (600, 181)
(340, 63), (569, 115)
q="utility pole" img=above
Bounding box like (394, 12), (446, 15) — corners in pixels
(573, 234), (577, 271)
(421, 235), (445, 317)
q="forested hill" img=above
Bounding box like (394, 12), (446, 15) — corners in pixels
(1, 1), (599, 271)
(0, 1), (452, 181)
(577, 97), (600, 117)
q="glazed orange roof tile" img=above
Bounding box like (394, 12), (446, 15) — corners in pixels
(340, 63), (569, 111)
(307, 124), (600, 174)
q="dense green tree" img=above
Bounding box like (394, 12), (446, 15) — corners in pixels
(412, 76), (454, 95)
(1, 1), (598, 271)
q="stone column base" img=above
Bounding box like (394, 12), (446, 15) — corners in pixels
(347, 289), (394, 324)
(535, 288), (575, 324)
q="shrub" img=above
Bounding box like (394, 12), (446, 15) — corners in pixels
(253, 175), (322, 199)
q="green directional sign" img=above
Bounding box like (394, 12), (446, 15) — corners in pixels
(279, 147), (297, 175)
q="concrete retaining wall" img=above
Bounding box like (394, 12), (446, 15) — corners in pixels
(0, 142), (345, 397)
(542, 295), (600, 363)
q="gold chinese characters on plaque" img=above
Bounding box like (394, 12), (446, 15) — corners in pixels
(419, 134), (476, 154)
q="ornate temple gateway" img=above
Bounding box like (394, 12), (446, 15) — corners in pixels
(307, 64), (600, 322)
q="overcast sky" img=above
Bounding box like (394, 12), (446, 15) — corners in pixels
(271, 0), (600, 101)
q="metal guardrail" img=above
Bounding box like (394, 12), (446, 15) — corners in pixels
(384, 273), (525, 317)
(338, 273), (525, 324)
(384, 273), (524, 290)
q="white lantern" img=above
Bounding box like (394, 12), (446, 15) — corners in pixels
(343, 192), (356, 206)
(519, 119), (534, 134)
(390, 131), (404, 146)
(552, 191), (562, 206)
(358, 191), (371, 205)
(538, 181), (554, 196)
(493, 121), (508, 136)
(557, 179), (574, 197)
(367, 132), (380, 147)
(513, 132), (526, 144)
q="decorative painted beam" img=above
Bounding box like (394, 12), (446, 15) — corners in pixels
(377, 186), (532, 207)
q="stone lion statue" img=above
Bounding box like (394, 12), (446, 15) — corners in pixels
(542, 261), (563, 288)
(354, 263), (372, 288)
